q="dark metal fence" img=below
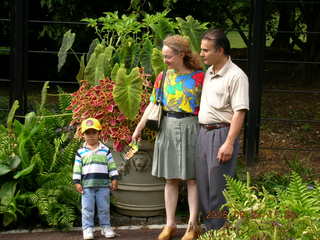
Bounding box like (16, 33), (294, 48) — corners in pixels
(1, 0), (319, 163)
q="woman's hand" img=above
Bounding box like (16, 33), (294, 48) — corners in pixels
(131, 128), (141, 142)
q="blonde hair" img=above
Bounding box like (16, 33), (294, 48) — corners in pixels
(163, 35), (202, 71)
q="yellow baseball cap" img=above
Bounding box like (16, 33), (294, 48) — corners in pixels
(81, 118), (102, 133)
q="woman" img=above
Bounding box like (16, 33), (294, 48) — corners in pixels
(132, 35), (204, 240)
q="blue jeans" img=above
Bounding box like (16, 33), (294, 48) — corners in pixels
(82, 187), (110, 230)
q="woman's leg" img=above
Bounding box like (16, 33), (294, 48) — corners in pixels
(186, 179), (199, 225)
(180, 180), (199, 240)
(164, 179), (180, 226)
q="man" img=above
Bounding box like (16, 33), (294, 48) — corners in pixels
(196, 28), (249, 230)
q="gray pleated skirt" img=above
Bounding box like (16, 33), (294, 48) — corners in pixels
(152, 115), (199, 180)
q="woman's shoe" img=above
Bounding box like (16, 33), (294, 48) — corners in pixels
(181, 223), (200, 240)
(158, 226), (177, 240)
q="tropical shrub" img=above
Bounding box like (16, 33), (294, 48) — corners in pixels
(198, 172), (320, 240)
(0, 82), (81, 229)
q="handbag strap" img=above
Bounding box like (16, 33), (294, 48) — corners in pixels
(156, 70), (167, 104)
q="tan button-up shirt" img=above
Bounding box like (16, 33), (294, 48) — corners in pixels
(198, 58), (249, 124)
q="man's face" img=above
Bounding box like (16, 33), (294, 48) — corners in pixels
(200, 39), (222, 66)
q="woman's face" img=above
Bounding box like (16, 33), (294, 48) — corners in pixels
(162, 45), (184, 70)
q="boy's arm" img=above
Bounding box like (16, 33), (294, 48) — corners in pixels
(106, 149), (119, 190)
(73, 150), (83, 193)
(75, 183), (84, 194)
(111, 179), (118, 191)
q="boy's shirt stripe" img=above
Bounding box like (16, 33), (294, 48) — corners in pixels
(72, 142), (119, 187)
(82, 164), (108, 175)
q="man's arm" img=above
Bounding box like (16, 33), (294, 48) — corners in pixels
(217, 110), (247, 163)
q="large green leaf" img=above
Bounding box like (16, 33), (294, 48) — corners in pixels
(140, 39), (154, 74)
(0, 182), (18, 226)
(149, 18), (176, 47)
(24, 112), (37, 131)
(13, 160), (36, 179)
(76, 55), (85, 83)
(86, 38), (100, 63)
(0, 181), (17, 205)
(57, 30), (75, 72)
(103, 45), (115, 77)
(113, 67), (143, 120)
(40, 81), (50, 113)
(0, 165), (11, 176)
(151, 48), (166, 77)
(111, 63), (120, 82)
(84, 44), (106, 86)
(176, 16), (208, 54)
(7, 100), (19, 132)
(0, 155), (21, 176)
(3, 211), (16, 226)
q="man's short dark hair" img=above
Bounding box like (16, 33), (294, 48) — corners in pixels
(202, 28), (231, 56)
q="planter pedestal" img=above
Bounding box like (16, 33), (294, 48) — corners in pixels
(111, 141), (165, 217)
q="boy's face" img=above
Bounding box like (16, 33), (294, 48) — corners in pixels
(83, 128), (99, 146)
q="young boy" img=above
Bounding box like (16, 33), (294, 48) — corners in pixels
(73, 118), (119, 239)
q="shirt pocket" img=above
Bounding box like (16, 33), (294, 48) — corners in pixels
(208, 83), (229, 110)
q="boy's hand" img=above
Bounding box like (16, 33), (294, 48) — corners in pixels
(111, 180), (118, 191)
(75, 183), (83, 194)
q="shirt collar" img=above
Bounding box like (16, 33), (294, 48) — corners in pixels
(83, 141), (103, 151)
(209, 57), (231, 78)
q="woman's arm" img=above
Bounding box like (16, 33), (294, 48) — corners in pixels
(131, 102), (153, 141)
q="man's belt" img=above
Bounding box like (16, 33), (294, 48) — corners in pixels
(200, 122), (230, 130)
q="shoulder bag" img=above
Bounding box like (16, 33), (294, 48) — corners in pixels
(145, 70), (166, 131)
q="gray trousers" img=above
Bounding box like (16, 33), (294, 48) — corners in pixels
(196, 126), (239, 230)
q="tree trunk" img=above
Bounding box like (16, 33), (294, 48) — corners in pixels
(271, 6), (294, 49)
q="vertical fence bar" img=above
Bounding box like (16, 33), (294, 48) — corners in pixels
(245, 0), (265, 164)
(10, 0), (28, 115)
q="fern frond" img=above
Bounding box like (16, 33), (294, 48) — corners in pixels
(57, 86), (72, 114)
(224, 175), (253, 204)
(36, 165), (73, 188)
(280, 171), (320, 216)
(59, 139), (81, 166)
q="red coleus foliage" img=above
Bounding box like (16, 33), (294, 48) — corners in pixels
(67, 77), (151, 152)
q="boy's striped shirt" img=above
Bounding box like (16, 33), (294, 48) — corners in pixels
(72, 142), (119, 187)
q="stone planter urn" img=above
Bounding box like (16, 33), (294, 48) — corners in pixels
(110, 141), (165, 217)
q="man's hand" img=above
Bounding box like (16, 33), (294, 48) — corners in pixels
(217, 142), (233, 163)
(217, 110), (246, 163)
(75, 183), (83, 194)
(111, 180), (118, 191)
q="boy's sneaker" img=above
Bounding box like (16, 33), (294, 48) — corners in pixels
(83, 228), (94, 240)
(101, 226), (116, 238)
